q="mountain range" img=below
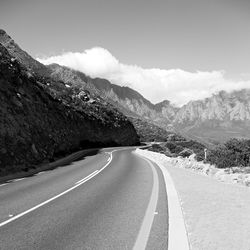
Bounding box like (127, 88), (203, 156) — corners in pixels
(0, 30), (139, 175)
(47, 63), (250, 145)
(1, 29), (250, 147)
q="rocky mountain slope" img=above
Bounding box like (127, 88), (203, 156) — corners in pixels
(47, 63), (179, 141)
(47, 63), (250, 144)
(0, 30), (51, 76)
(0, 30), (177, 147)
(47, 64), (177, 125)
(0, 34), (139, 176)
(128, 117), (184, 142)
(2, 30), (250, 146)
(173, 90), (250, 144)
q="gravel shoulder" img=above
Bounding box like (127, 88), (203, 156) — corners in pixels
(136, 149), (250, 250)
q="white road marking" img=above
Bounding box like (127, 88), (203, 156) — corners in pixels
(12, 178), (26, 182)
(136, 153), (190, 250)
(133, 157), (159, 250)
(0, 183), (8, 187)
(36, 171), (45, 175)
(161, 165), (190, 250)
(75, 170), (99, 184)
(0, 150), (117, 228)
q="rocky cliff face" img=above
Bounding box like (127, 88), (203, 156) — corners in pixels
(174, 90), (250, 124)
(173, 90), (250, 144)
(0, 36), (139, 176)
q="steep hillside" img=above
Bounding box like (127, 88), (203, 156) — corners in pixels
(47, 63), (250, 144)
(47, 63), (181, 140)
(0, 30), (51, 76)
(154, 100), (178, 121)
(5, 28), (249, 145)
(0, 42), (139, 176)
(47, 64), (177, 125)
(48, 63), (141, 118)
(129, 117), (183, 142)
(47, 63), (183, 142)
(0, 30), (177, 149)
(47, 62), (250, 145)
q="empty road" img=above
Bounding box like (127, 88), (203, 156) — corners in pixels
(0, 148), (168, 249)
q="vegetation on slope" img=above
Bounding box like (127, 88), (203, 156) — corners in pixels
(48, 64), (184, 143)
(205, 138), (250, 168)
(0, 43), (139, 177)
(146, 139), (205, 159)
(128, 117), (184, 142)
(147, 136), (250, 170)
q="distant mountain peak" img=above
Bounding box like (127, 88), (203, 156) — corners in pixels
(155, 100), (171, 107)
(154, 100), (171, 112)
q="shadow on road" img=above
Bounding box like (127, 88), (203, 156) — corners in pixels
(0, 148), (101, 184)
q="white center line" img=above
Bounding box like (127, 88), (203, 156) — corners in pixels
(0, 149), (118, 228)
(133, 157), (159, 250)
(75, 170), (99, 185)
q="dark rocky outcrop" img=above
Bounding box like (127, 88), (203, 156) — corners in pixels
(0, 42), (139, 176)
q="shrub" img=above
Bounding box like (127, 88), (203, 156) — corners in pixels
(207, 146), (235, 168)
(195, 150), (205, 162)
(164, 142), (176, 152)
(150, 144), (165, 153)
(179, 148), (193, 158)
(224, 138), (250, 167)
(175, 140), (205, 154)
(206, 138), (250, 168)
(164, 142), (184, 154)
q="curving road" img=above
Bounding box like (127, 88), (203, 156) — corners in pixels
(0, 148), (168, 250)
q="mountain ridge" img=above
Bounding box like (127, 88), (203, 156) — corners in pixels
(0, 31), (139, 176)
(47, 61), (250, 144)
(2, 29), (250, 145)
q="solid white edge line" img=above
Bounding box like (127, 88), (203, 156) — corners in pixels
(133, 157), (159, 250)
(135, 152), (190, 250)
(0, 149), (117, 228)
(36, 171), (45, 175)
(12, 178), (26, 182)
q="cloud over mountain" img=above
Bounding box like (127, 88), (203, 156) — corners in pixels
(38, 48), (250, 106)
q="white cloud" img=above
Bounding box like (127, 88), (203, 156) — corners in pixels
(37, 47), (250, 106)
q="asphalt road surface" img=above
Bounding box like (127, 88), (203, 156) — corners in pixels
(0, 147), (168, 250)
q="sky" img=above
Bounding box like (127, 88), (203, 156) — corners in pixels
(1, 0), (250, 106)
